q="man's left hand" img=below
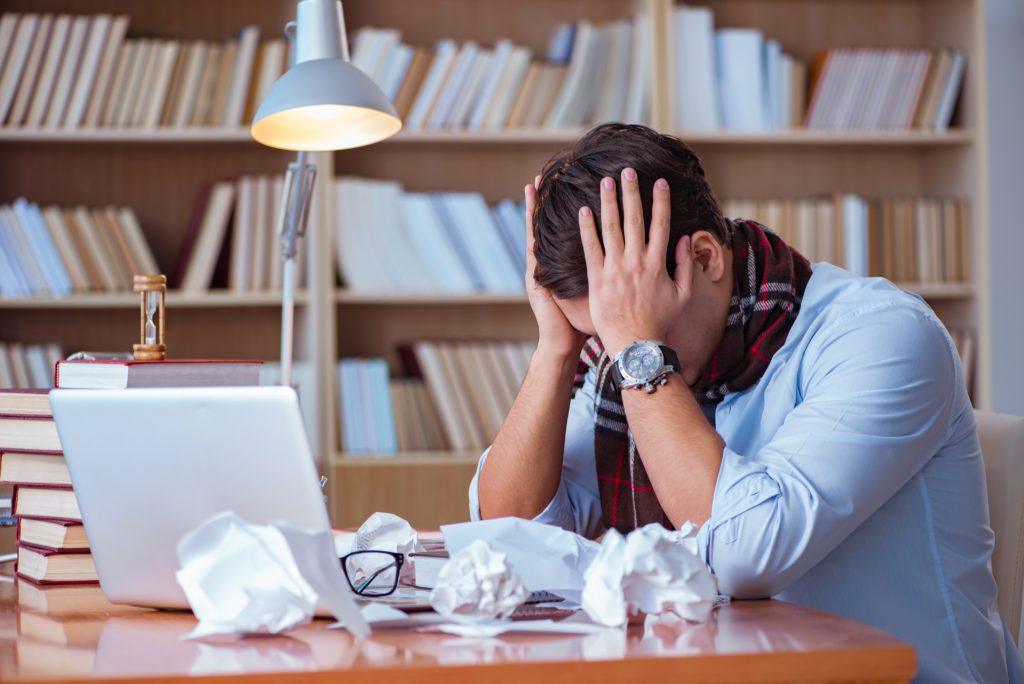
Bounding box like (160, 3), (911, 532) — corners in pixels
(578, 168), (694, 358)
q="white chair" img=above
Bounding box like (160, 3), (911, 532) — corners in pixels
(975, 410), (1024, 653)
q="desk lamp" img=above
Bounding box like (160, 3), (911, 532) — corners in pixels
(251, 0), (402, 386)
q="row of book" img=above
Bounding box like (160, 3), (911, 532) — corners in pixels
(352, 14), (651, 131)
(339, 340), (536, 455)
(670, 7), (806, 132)
(174, 176), (308, 294)
(0, 199), (157, 298)
(0, 343), (62, 389)
(1, 358), (265, 585)
(724, 195), (970, 284)
(805, 48), (965, 132)
(0, 13), (281, 130)
(334, 178), (525, 293)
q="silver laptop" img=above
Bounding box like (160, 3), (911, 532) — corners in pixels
(49, 386), (331, 609)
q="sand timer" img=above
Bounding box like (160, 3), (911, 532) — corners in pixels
(133, 275), (166, 361)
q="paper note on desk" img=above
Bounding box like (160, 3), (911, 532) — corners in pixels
(441, 518), (600, 593)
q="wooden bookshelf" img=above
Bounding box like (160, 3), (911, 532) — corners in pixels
(0, 0), (990, 529)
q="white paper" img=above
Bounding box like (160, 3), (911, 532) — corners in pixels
(429, 540), (528, 619)
(434, 617), (612, 638)
(581, 522), (718, 627)
(441, 518), (600, 592)
(175, 511), (369, 639)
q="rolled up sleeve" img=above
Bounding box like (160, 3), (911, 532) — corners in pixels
(697, 305), (959, 598)
(468, 368), (604, 539)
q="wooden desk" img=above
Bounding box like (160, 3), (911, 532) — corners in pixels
(0, 572), (915, 684)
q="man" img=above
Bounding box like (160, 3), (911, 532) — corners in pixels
(469, 124), (1022, 683)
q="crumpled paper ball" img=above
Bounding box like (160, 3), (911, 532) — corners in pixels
(581, 522), (718, 627)
(175, 511), (369, 640)
(429, 540), (528, 620)
(176, 513), (319, 638)
(353, 512), (421, 585)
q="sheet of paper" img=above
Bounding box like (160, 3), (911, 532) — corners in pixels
(441, 518), (600, 592)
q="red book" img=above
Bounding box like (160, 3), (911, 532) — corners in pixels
(0, 451), (71, 488)
(54, 358), (262, 389)
(0, 389), (52, 417)
(12, 485), (81, 522)
(0, 415), (60, 454)
(16, 540), (98, 585)
(18, 518), (88, 552)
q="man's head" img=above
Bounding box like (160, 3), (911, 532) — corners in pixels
(533, 123), (730, 300)
(531, 124), (735, 383)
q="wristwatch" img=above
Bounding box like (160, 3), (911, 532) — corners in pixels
(611, 341), (680, 393)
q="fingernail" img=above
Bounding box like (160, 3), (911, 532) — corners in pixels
(601, 177), (614, 190)
(623, 168), (637, 181)
(579, 206), (591, 218)
(656, 178), (669, 190)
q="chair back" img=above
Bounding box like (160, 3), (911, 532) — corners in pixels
(975, 410), (1024, 647)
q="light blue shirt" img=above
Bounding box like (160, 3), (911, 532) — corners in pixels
(469, 263), (1023, 683)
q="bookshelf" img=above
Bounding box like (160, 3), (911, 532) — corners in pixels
(0, 0), (989, 528)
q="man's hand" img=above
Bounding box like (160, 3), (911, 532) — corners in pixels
(578, 168), (693, 358)
(525, 178), (586, 358)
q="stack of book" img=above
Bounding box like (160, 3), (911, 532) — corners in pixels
(174, 176), (308, 294)
(722, 195), (970, 283)
(0, 12), (283, 130)
(0, 358), (262, 585)
(334, 177), (525, 293)
(0, 343), (63, 389)
(0, 389), (95, 585)
(805, 48), (966, 131)
(352, 12), (651, 131)
(670, 6), (807, 132)
(0, 199), (157, 298)
(337, 340), (535, 456)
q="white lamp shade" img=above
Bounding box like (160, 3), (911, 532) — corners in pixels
(250, 58), (402, 151)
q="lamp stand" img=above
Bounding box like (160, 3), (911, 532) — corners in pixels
(278, 151), (316, 387)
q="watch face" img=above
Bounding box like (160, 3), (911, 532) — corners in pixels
(621, 342), (663, 382)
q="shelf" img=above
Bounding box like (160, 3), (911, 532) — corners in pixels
(331, 451), (480, 467)
(893, 282), (975, 299)
(0, 291), (308, 309)
(0, 127), (972, 147)
(336, 290), (527, 305)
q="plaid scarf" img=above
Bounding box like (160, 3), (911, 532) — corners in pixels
(572, 219), (812, 533)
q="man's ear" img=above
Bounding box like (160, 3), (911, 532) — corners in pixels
(688, 230), (727, 282)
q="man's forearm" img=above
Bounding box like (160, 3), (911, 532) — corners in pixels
(477, 347), (579, 520)
(620, 373), (724, 528)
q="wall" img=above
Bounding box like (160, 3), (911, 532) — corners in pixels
(985, 0), (1024, 416)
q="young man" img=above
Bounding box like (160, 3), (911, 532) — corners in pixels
(469, 124), (1022, 682)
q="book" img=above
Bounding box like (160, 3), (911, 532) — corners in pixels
(62, 14), (111, 127)
(8, 13), (53, 127)
(179, 181), (235, 293)
(17, 542), (97, 584)
(0, 417), (60, 453)
(25, 14), (70, 127)
(13, 487), (80, 521)
(222, 26), (260, 126)
(18, 518), (86, 551)
(54, 358), (262, 389)
(0, 389), (50, 416)
(0, 13), (38, 124)
(83, 14), (129, 127)
(1, 452), (70, 487)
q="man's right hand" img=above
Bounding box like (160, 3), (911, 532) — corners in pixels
(525, 177), (586, 359)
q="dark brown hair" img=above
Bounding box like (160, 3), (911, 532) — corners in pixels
(533, 123), (729, 299)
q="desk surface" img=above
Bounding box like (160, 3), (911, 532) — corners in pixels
(0, 571), (916, 684)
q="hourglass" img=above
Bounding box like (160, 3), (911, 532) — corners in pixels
(133, 275), (166, 361)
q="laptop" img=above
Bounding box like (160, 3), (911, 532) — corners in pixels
(49, 386), (331, 609)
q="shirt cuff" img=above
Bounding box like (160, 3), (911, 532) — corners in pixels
(696, 446), (782, 564)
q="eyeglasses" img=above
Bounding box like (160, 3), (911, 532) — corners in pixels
(340, 550), (404, 597)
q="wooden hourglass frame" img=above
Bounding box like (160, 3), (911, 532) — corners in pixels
(133, 275), (166, 361)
